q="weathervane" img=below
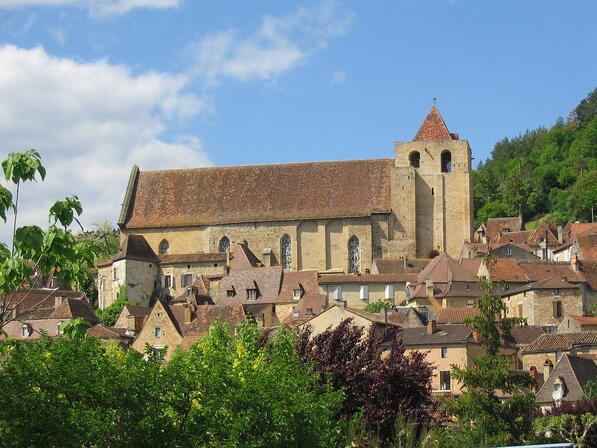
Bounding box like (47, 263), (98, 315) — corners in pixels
(433, 97), (437, 105)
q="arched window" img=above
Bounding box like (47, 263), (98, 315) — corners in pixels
(280, 234), (292, 269)
(441, 151), (452, 173)
(348, 236), (360, 273)
(409, 151), (420, 168)
(159, 239), (170, 255)
(218, 236), (230, 252)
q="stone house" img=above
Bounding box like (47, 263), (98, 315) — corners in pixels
(131, 300), (247, 360)
(495, 221), (561, 260)
(474, 216), (524, 244)
(2, 291), (99, 340)
(520, 331), (597, 371)
(113, 304), (152, 336)
(557, 315), (597, 333)
(501, 278), (584, 328)
(318, 272), (417, 311)
(553, 233), (597, 262)
(404, 253), (481, 315)
(116, 107), (474, 273)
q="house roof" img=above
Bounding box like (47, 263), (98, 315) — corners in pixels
(501, 277), (580, 297)
(229, 244), (263, 270)
(412, 106), (456, 141)
(436, 307), (481, 324)
(278, 270), (319, 301)
(484, 216), (524, 242)
(282, 294), (327, 329)
(121, 158), (394, 229)
(485, 259), (530, 283)
(568, 315), (597, 326)
(497, 230), (535, 246)
(564, 222), (597, 242)
(576, 233), (597, 260)
(399, 324), (473, 346)
(491, 241), (536, 255)
(527, 221), (560, 248)
(50, 298), (100, 324)
(417, 252), (476, 283)
(1, 288), (85, 317)
(123, 305), (151, 318)
(518, 261), (582, 284)
(158, 252), (227, 264)
(535, 354), (597, 404)
(216, 266), (284, 305)
(372, 257), (430, 274)
(521, 331), (597, 353)
(112, 234), (159, 264)
(410, 280), (481, 299)
(507, 325), (545, 346)
(87, 324), (133, 339)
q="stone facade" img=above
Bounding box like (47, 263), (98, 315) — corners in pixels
(504, 288), (585, 327)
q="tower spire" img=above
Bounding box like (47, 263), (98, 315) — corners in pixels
(413, 106), (454, 141)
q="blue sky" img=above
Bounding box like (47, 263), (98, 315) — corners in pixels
(0, 0), (595, 235)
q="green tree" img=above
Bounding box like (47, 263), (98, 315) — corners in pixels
(0, 151), (97, 330)
(95, 284), (132, 327)
(433, 256), (537, 448)
(363, 300), (392, 313)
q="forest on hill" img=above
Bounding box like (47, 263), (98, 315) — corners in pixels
(473, 87), (597, 228)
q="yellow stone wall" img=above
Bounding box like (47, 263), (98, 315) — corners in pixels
(504, 289), (584, 326)
(319, 282), (406, 310)
(405, 345), (469, 394)
(131, 301), (183, 360)
(158, 262), (226, 299)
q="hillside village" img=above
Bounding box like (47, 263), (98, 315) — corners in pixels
(4, 106), (597, 412)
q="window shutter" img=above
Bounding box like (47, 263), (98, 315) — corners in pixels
(160, 276), (165, 288)
(181, 275), (185, 287)
(172, 276), (175, 289)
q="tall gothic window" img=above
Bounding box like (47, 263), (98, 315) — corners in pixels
(348, 236), (360, 273)
(159, 239), (170, 255)
(218, 236), (230, 252)
(281, 234), (292, 269)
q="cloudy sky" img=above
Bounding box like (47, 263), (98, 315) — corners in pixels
(0, 0), (595, 240)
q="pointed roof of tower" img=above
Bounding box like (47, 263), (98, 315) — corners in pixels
(413, 106), (456, 141)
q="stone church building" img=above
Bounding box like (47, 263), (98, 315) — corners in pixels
(116, 106), (474, 275)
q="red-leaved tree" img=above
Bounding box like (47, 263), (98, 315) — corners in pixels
(296, 319), (435, 438)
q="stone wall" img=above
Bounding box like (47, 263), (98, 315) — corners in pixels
(504, 289), (584, 326)
(319, 282), (406, 309)
(131, 301), (182, 360)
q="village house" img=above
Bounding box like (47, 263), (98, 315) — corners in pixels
(535, 354), (597, 409)
(557, 315), (597, 333)
(553, 232), (597, 262)
(520, 331), (597, 371)
(1, 289), (98, 340)
(474, 216), (524, 244)
(495, 221), (561, 260)
(130, 299), (248, 360)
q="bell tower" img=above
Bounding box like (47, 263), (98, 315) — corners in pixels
(390, 106), (473, 258)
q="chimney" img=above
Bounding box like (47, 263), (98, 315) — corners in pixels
(425, 278), (434, 298)
(262, 248), (273, 267)
(543, 359), (553, 379)
(427, 319), (437, 334)
(571, 255), (580, 272)
(54, 295), (64, 309)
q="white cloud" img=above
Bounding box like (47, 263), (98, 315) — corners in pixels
(188, 0), (354, 86)
(330, 70), (346, 86)
(0, 45), (210, 241)
(0, 0), (181, 16)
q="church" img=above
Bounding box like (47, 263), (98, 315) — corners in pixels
(116, 106), (474, 276)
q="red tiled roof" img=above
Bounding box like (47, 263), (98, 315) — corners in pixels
(412, 106), (455, 141)
(123, 159), (394, 229)
(318, 273), (417, 284)
(436, 307), (481, 324)
(484, 216), (524, 243)
(159, 252), (228, 264)
(522, 332), (597, 353)
(564, 222), (597, 242)
(372, 258), (430, 275)
(577, 233), (597, 260)
(568, 315), (597, 325)
(417, 253), (476, 283)
(399, 324), (473, 345)
(497, 230), (534, 246)
(502, 277), (579, 297)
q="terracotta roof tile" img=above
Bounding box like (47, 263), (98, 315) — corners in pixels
(124, 159), (394, 229)
(522, 331), (597, 353)
(282, 294), (327, 329)
(318, 273), (417, 284)
(436, 307), (481, 324)
(412, 106), (455, 141)
(484, 216), (524, 242)
(507, 325), (545, 346)
(417, 253), (476, 283)
(497, 230), (534, 246)
(536, 354), (597, 403)
(399, 324), (473, 345)
(502, 277), (579, 297)
(577, 233), (597, 260)
(372, 258), (430, 274)
(568, 315), (597, 325)
(565, 222), (597, 241)
(158, 253), (227, 264)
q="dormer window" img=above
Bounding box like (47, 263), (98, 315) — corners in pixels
(293, 289), (302, 299)
(553, 289), (560, 296)
(306, 307), (314, 316)
(247, 288), (258, 300)
(227, 288), (236, 298)
(186, 288), (193, 298)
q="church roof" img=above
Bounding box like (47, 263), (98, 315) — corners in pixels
(121, 158), (394, 229)
(413, 106), (456, 141)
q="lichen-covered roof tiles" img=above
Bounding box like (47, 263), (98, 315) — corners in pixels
(122, 158), (394, 229)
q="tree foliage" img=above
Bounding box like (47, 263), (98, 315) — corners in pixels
(0, 323), (343, 448)
(474, 87), (597, 226)
(363, 300), (392, 313)
(0, 151), (97, 329)
(297, 319), (435, 439)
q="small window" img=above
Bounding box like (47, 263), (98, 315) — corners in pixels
(582, 346), (589, 354)
(439, 371), (451, 391)
(553, 289), (560, 296)
(57, 322), (63, 335)
(100, 277), (106, 292)
(441, 151), (452, 173)
(218, 236), (230, 253)
(247, 289), (258, 300)
(154, 327), (162, 338)
(409, 151), (420, 168)
(293, 288), (302, 299)
(441, 347), (448, 358)
(182, 274), (193, 287)
(214, 263), (218, 267)
(186, 288), (193, 298)
(227, 289), (235, 298)
(503, 228), (511, 233)
(113, 268), (117, 280)
(164, 275), (172, 289)
(333, 286), (342, 301)
(159, 239), (170, 255)
(373, 246), (383, 259)
(360, 285), (369, 300)
(506, 246), (512, 257)
(553, 301), (563, 318)
(21, 324), (29, 338)
(292, 311), (299, 318)
(385, 284), (394, 300)
(306, 307), (314, 316)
